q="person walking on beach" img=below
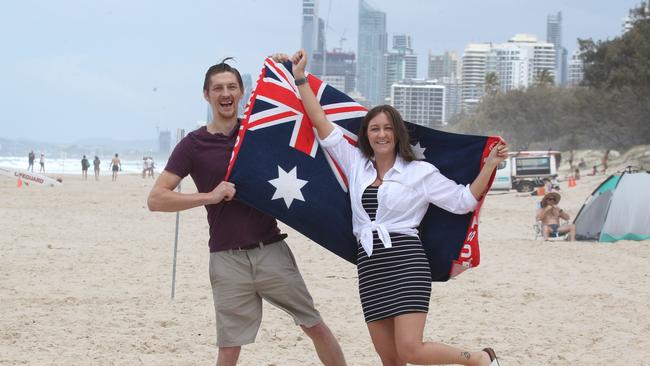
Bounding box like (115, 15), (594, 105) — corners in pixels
(39, 154), (45, 173)
(28, 151), (35, 172)
(110, 153), (121, 181)
(146, 156), (155, 178)
(147, 58), (347, 366)
(601, 149), (610, 174)
(93, 156), (101, 180)
(277, 50), (504, 366)
(81, 155), (90, 180)
(141, 156), (148, 178)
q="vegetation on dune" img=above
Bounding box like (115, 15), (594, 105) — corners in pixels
(452, 5), (650, 153)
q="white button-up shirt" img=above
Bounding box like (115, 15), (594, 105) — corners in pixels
(320, 126), (478, 257)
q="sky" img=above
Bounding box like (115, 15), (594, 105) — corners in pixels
(0, 0), (643, 143)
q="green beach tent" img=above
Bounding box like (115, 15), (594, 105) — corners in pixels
(574, 171), (650, 242)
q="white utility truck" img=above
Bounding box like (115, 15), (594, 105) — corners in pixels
(491, 150), (562, 192)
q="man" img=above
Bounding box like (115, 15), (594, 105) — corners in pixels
(536, 192), (576, 241)
(110, 153), (121, 181)
(28, 151), (35, 172)
(81, 155), (90, 180)
(147, 58), (346, 366)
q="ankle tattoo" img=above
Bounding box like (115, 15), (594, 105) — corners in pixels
(461, 351), (471, 360)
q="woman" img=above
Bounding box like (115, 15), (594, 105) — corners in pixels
(274, 50), (507, 366)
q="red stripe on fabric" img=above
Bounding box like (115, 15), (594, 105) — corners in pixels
(251, 74), (317, 156)
(308, 75), (322, 95)
(262, 82), (305, 112)
(293, 119), (317, 155)
(449, 136), (501, 279)
(267, 60), (298, 94)
(324, 106), (368, 115)
(248, 110), (297, 128)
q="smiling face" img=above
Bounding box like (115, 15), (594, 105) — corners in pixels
(357, 105), (416, 162)
(366, 112), (396, 157)
(204, 71), (243, 121)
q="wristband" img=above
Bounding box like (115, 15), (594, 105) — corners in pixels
(295, 77), (308, 86)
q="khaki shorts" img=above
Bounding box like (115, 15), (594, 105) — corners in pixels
(209, 240), (322, 347)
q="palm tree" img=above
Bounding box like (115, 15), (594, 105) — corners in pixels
(484, 72), (500, 95)
(534, 69), (555, 86)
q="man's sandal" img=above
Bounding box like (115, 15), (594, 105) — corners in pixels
(483, 348), (501, 366)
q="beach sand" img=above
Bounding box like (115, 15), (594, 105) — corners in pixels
(1, 168), (648, 365)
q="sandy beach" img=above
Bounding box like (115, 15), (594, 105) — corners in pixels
(1, 163), (649, 365)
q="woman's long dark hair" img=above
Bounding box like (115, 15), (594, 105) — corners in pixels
(357, 105), (416, 162)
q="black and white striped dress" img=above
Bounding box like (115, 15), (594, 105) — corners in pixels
(357, 185), (432, 323)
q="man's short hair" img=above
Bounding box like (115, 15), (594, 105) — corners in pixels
(203, 57), (244, 92)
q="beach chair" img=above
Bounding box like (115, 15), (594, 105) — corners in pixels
(533, 220), (569, 241)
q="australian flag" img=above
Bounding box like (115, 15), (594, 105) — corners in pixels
(226, 58), (499, 281)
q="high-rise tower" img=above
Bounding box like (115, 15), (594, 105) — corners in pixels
(301, 0), (320, 61)
(357, 0), (387, 106)
(428, 50), (460, 81)
(547, 11), (567, 85)
(384, 34), (417, 102)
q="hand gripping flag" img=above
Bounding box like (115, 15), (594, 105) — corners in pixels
(226, 58), (500, 281)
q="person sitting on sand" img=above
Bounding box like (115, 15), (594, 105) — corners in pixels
(536, 192), (576, 241)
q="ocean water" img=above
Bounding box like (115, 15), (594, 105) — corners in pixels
(0, 156), (167, 175)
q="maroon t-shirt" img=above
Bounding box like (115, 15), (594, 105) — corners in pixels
(165, 124), (281, 252)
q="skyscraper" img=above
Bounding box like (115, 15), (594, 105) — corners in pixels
(158, 130), (172, 154)
(357, 0), (387, 106)
(391, 80), (445, 128)
(428, 50), (460, 81)
(460, 35), (555, 111)
(311, 50), (356, 93)
(318, 17), (326, 53)
(567, 50), (584, 86)
(440, 78), (462, 124)
(461, 43), (493, 112)
(392, 34), (412, 51)
(510, 34), (555, 84)
(497, 34), (555, 89)
(392, 34), (417, 78)
(493, 43), (531, 91)
(547, 11), (567, 85)
(384, 34), (417, 102)
(301, 0), (320, 61)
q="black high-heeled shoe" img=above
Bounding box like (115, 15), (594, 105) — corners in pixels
(483, 348), (501, 366)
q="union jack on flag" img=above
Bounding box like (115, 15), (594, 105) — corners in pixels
(226, 58), (499, 281)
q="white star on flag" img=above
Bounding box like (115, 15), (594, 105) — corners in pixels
(268, 166), (308, 209)
(411, 142), (427, 159)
